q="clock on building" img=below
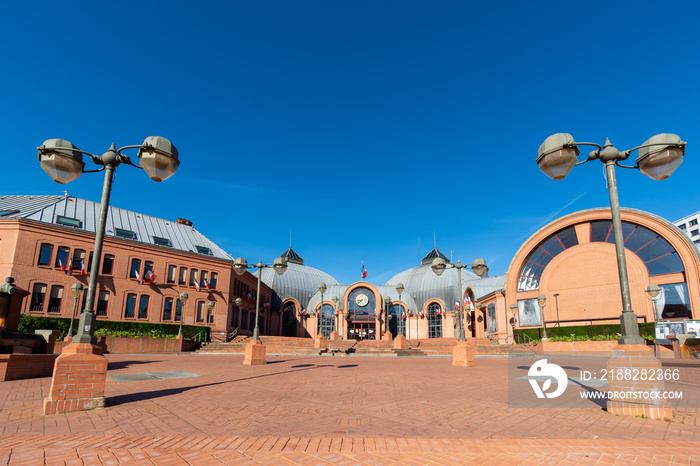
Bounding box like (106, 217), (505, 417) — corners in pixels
(355, 293), (369, 307)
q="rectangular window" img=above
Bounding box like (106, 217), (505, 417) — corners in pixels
(153, 236), (172, 247)
(115, 228), (136, 239)
(196, 301), (205, 323)
(231, 306), (239, 327)
(692, 230), (699, 237)
(56, 215), (82, 228)
(163, 297), (173, 320)
(72, 249), (86, 271)
(241, 308), (248, 329)
(144, 261), (154, 277)
(138, 295), (149, 319)
(38, 244), (53, 266)
(87, 251), (94, 273)
(207, 303), (215, 324)
(0, 210), (19, 216)
(201, 271), (208, 287)
(175, 298), (183, 322)
(124, 294), (137, 318)
(195, 246), (212, 255)
(690, 219), (698, 227)
(96, 291), (109, 317)
(102, 254), (115, 275)
(179, 267), (188, 285)
(190, 269), (198, 286)
(47, 285), (64, 313)
(55, 246), (70, 269)
(167, 265), (177, 284)
(210, 272), (218, 289)
(679, 224), (687, 230)
(130, 259), (141, 279)
(31, 283), (47, 312)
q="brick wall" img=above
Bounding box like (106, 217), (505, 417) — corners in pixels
(0, 353), (58, 381)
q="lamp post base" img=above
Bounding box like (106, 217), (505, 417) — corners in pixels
(452, 341), (475, 367)
(43, 342), (107, 414)
(242, 339), (267, 365)
(393, 334), (408, 350)
(618, 312), (645, 345)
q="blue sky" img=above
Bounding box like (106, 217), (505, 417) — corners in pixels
(2, 1), (699, 285)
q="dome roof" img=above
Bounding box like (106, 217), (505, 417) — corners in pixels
(385, 247), (480, 310)
(260, 248), (338, 310)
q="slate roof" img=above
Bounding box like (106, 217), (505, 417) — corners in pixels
(0, 195), (232, 261)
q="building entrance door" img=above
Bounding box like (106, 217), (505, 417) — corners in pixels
(348, 322), (376, 340)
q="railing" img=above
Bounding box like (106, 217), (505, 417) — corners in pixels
(513, 333), (535, 345)
(227, 327), (239, 342)
(486, 334), (499, 344)
(193, 330), (207, 342)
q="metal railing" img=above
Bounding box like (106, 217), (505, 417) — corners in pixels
(193, 330), (207, 342)
(513, 333), (535, 345)
(227, 327), (239, 342)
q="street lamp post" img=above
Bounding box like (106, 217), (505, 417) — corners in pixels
(395, 283), (404, 338)
(431, 258), (488, 341)
(38, 137), (180, 344)
(384, 295), (392, 337)
(537, 133), (686, 344)
(67, 283), (84, 338)
(317, 282), (327, 337)
(332, 296), (339, 334)
(178, 292), (188, 336)
(233, 257), (288, 340)
(537, 294), (548, 341)
(553, 293), (560, 327)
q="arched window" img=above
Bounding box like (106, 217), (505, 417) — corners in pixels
(518, 226), (579, 291)
(590, 221), (685, 276)
(428, 303), (442, 338)
(388, 303), (405, 337)
(317, 303), (335, 338)
(347, 287), (376, 321)
(282, 302), (297, 337)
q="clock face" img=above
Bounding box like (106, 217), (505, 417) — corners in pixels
(355, 293), (369, 307)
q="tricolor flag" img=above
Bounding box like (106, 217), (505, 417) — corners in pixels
(246, 290), (252, 303)
(455, 301), (460, 310)
(464, 294), (473, 311)
(203, 278), (211, 290)
(361, 262), (368, 280)
(134, 269), (142, 284)
(80, 259), (86, 276)
(193, 274), (200, 292)
(143, 269), (157, 284)
(263, 301), (270, 310)
(66, 259), (73, 275)
(58, 258), (65, 272)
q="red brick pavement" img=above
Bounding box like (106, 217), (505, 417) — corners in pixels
(0, 354), (698, 464)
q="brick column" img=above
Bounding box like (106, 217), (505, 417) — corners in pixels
(452, 341), (475, 367)
(242, 339), (267, 365)
(605, 345), (673, 420)
(43, 342), (108, 415)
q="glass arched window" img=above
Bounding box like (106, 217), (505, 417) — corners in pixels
(347, 287), (376, 321)
(282, 302), (297, 337)
(518, 226), (579, 291)
(590, 221), (685, 276)
(317, 303), (335, 338)
(388, 303), (405, 337)
(428, 303), (442, 338)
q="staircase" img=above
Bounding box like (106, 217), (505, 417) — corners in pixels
(196, 335), (537, 357)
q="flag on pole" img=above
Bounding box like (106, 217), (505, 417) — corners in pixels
(193, 273), (200, 291)
(246, 290), (252, 303)
(361, 262), (368, 280)
(464, 294), (473, 311)
(455, 301), (460, 310)
(135, 268), (142, 285)
(143, 269), (157, 284)
(66, 259), (73, 275)
(58, 258), (65, 272)
(80, 259), (86, 276)
(263, 301), (270, 310)
(203, 278), (211, 290)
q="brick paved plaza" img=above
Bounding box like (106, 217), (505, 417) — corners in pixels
(1, 354), (699, 464)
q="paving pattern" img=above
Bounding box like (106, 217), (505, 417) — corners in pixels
(0, 353), (698, 464)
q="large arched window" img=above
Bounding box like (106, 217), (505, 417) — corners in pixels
(347, 287), (376, 321)
(590, 221), (685, 276)
(518, 226), (579, 291)
(282, 301), (297, 337)
(317, 303), (335, 338)
(428, 303), (442, 338)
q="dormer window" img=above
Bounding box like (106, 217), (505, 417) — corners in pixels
(115, 228), (136, 239)
(0, 210), (19, 217)
(195, 246), (212, 255)
(56, 215), (81, 228)
(153, 236), (172, 247)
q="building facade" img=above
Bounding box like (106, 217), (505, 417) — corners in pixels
(0, 195), (274, 341)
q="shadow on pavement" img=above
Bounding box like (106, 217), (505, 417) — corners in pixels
(106, 363), (353, 407)
(107, 360), (163, 371)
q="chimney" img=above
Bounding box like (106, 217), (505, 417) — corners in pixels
(176, 218), (193, 226)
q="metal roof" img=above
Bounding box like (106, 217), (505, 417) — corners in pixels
(0, 195), (232, 261)
(260, 261), (339, 311)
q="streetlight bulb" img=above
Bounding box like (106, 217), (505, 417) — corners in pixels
(273, 256), (288, 276)
(636, 134), (685, 181)
(536, 133), (580, 181)
(431, 257), (447, 276)
(233, 257), (248, 276)
(38, 139), (85, 184)
(138, 136), (180, 182)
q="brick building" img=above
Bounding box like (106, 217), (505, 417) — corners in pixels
(0, 195), (273, 340)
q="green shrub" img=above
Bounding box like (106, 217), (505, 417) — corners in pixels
(514, 322), (655, 343)
(17, 315), (210, 341)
